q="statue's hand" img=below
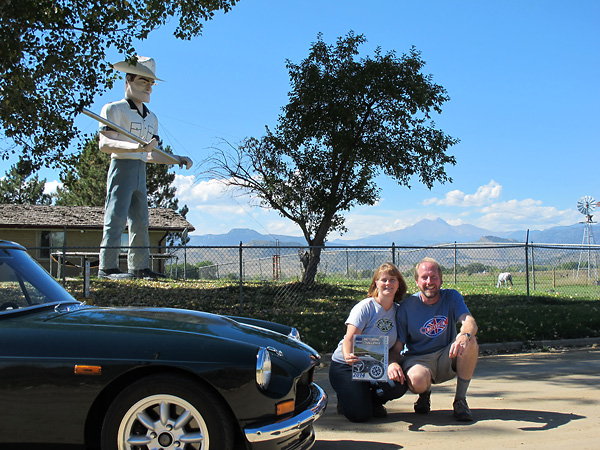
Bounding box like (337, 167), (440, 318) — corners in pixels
(140, 137), (158, 153)
(178, 156), (193, 170)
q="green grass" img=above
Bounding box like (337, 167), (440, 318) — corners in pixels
(63, 277), (600, 354)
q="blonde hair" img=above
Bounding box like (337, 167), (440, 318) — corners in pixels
(367, 262), (407, 303)
(414, 257), (442, 280)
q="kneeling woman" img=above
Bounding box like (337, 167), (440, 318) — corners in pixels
(329, 262), (408, 422)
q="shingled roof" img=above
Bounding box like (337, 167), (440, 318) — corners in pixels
(0, 204), (194, 232)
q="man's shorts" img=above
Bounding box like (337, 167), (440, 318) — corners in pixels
(400, 343), (456, 384)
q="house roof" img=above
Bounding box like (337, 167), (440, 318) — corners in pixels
(0, 205), (194, 232)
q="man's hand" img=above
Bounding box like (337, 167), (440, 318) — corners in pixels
(449, 333), (471, 358)
(388, 362), (405, 383)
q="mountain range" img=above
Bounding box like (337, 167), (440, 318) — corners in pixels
(188, 218), (597, 247)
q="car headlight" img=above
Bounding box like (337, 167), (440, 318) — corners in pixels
(256, 347), (272, 390)
(288, 327), (301, 341)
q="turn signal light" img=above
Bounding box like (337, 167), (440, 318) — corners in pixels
(74, 365), (102, 376)
(276, 399), (295, 416)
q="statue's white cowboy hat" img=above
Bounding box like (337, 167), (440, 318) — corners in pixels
(111, 56), (163, 81)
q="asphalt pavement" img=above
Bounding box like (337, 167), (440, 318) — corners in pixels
(312, 344), (600, 450)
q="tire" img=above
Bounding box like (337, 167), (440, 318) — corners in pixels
(101, 374), (234, 450)
(369, 364), (384, 379)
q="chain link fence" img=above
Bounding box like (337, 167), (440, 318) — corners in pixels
(171, 242), (600, 292)
(39, 242), (600, 305)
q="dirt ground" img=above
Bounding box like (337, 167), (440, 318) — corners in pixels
(312, 346), (600, 450)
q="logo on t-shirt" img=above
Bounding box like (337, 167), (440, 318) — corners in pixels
(420, 316), (448, 338)
(377, 318), (394, 333)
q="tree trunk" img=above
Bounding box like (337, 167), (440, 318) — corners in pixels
(302, 246), (323, 285)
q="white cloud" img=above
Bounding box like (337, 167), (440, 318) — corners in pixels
(265, 220), (303, 236)
(177, 175), (289, 236)
(193, 204), (248, 216)
(174, 175), (231, 203)
(176, 175), (581, 239)
(44, 180), (62, 195)
(424, 180), (502, 207)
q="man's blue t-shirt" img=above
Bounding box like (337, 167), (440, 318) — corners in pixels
(396, 289), (470, 356)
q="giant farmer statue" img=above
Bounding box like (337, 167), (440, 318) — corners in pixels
(97, 56), (192, 281)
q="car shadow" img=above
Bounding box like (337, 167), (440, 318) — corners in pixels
(314, 441), (403, 449)
(0, 446), (84, 450)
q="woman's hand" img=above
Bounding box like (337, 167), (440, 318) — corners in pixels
(343, 352), (360, 365)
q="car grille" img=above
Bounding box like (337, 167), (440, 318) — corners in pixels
(294, 366), (314, 411)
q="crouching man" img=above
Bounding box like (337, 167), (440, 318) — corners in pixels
(388, 257), (478, 421)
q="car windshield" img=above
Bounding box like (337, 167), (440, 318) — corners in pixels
(0, 246), (77, 312)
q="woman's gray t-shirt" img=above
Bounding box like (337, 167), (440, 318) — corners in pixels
(331, 297), (398, 364)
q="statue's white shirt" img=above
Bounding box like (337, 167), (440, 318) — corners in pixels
(99, 99), (159, 162)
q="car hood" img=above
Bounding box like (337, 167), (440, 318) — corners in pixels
(44, 305), (320, 368)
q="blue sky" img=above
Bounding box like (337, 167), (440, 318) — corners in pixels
(22, 0), (600, 239)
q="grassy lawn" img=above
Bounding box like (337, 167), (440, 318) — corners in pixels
(64, 277), (600, 354)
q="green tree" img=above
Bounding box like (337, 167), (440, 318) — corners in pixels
(465, 262), (488, 275)
(54, 134), (109, 206)
(209, 32), (458, 284)
(146, 149), (191, 246)
(0, 0), (238, 169)
(147, 157), (178, 211)
(0, 159), (52, 205)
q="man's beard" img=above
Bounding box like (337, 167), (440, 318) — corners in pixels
(422, 286), (439, 298)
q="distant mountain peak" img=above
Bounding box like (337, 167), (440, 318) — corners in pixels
(188, 219), (594, 247)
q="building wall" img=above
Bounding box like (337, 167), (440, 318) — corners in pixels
(2, 228), (171, 277)
(2, 230), (37, 249)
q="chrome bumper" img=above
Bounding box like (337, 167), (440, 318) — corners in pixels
(244, 383), (328, 443)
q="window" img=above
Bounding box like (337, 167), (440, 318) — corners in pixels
(39, 231), (65, 259)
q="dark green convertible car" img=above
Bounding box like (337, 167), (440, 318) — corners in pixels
(0, 240), (327, 450)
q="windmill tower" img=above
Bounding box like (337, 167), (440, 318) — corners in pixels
(576, 196), (598, 281)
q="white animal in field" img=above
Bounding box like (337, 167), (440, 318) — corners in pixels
(497, 272), (513, 287)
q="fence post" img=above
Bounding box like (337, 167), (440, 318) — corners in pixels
(346, 248), (350, 278)
(531, 242), (536, 291)
(239, 241), (244, 310)
(183, 243), (187, 281)
(84, 260), (90, 298)
(454, 241), (457, 285)
(525, 230), (530, 298)
(62, 226), (67, 286)
(392, 242), (396, 265)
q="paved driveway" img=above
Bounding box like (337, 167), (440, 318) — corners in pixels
(313, 346), (600, 450)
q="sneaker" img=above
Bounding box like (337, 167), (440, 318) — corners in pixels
(98, 268), (133, 280)
(453, 398), (473, 421)
(372, 403), (388, 418)
(129, 268), (166, 280)
(414, 391), (431, 414)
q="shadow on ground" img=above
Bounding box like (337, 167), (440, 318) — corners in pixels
(314, 440), (404, 449)
(392, 408), (585, 432)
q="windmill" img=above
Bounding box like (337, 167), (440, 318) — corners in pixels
(576, 196), (599, 281)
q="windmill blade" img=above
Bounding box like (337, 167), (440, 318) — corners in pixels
(577, 196), (596, 216)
